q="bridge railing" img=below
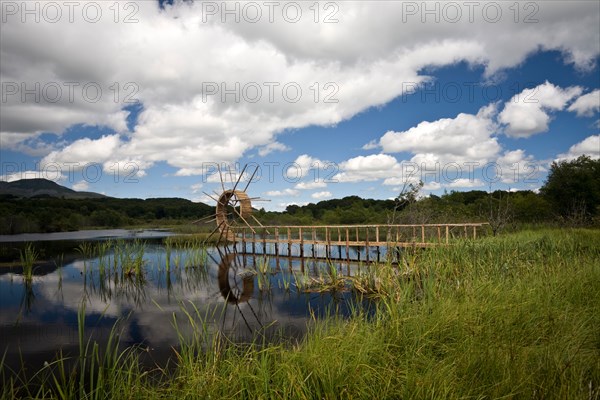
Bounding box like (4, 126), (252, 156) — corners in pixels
(229, 223), (488, 249)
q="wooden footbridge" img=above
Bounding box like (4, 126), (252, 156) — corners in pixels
(226, 223), (487, 263)
(201, 165), (489, 264)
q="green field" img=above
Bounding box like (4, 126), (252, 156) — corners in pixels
(2, 228), (599, 399)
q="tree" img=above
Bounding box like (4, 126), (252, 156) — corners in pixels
(388, 180), (424, 224)
(540, 155), (600, 224)
(478, 188), (513, 236)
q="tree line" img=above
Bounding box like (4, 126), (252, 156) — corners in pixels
(0, 155), (597, 234)
(0, 196), (214, 234)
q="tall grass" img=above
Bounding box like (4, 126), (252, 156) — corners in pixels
(19, 243), (38, 283)
(2, 228), (599, 399)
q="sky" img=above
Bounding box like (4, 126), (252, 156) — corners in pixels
(1, 0), (599, 211)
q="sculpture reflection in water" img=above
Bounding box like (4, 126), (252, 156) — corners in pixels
(211, 247), (266, 338)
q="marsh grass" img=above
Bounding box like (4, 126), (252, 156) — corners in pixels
(2, 229), (599, 399)
(19, 243), (38, 283)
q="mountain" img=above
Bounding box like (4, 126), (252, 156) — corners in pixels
(0, 179), (108, 199)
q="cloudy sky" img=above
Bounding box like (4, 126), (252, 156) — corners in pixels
(1, 0), (599, 209)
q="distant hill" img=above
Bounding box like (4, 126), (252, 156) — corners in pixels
(0, 179), (108, 199)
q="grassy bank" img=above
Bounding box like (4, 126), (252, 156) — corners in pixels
(2, 229), (599, 399)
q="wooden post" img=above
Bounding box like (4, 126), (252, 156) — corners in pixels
(473, 225), (477, 239)
(242, 228), (246, 253)
(464, 225), (467, 238)
(287, 227), (292, 256)
(312, 228), (316, 258)
(263, 228), (266, 253)
(445, 225), (449, 244)
(437, 226), (441, 243)
(345, 227), (350, 262)
(375, 226), (380, 243)
(299, 227), (304, 258)
(366, 228), (370, 262)
(252, 230), (256, 253)
(326, 227), (331, 259)
(274, 227), (279, 257)
(421, 225), (425, 244)
(412, 226), (416, 241)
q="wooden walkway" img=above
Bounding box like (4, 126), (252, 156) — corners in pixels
(227, 223), (488, 262)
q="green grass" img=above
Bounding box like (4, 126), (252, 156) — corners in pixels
(19, 243), (38, 283)
(2, 228), (599, 399)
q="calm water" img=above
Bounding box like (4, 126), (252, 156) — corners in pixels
(0, 231), (368, 374)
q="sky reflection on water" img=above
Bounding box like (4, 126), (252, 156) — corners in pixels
(0, 235), (367, 374)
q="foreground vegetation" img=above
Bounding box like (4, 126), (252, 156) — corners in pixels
(2, 228), (599, 399)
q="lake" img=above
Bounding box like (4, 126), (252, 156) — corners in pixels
(0, 230), (370, 376)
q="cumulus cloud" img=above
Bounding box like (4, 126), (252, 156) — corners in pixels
(286, 154), (328, 180)
(311, 191), (332, 199)
(567, 89), (600, 117)
(258, 142), (290, 157)
(557, 135), (600, 160)
(334, 154), (402, 183)
(72, 180), (89, 191)
(295, 180), (327, 190)
(380, 104), (500, 164)
(493, 149), (544, 185)
(0, 170), (65, 182)
(264, 188), (299, 197)
(498, 81), (582, 138)
(2, 1), (598, 174)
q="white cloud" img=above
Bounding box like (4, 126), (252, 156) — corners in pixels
(498, 81), (582, 137)
(190, 183), (203, 193)
(423, 181), (441, 191)
(557, 135), (600, 160)
(72, 180), (89, 191)
(380, 104), (501, 164)
(362, 140), (379, 150)
(2, 1), (598, 172)
(447, 178), (485, 188)
(286, 154), (327, 180)
(295, 180), (327, 190)
(311, 191), (332, 200)
(264, 188), (299, 197)
(334, 154), (402, 183)
(258, 142), (290, 157)
(494, 149), (544, 185)
(0, 170), (65, 182)
(567, 89), (600, 117)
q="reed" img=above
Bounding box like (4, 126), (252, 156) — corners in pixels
(19, 243), (38, 283)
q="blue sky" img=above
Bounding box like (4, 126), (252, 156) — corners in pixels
(1, 1), (599, 210)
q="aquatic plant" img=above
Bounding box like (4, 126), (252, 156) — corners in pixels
(19, 243), (38, 283)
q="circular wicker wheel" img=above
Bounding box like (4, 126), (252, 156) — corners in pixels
(215, 189), (252, 239)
